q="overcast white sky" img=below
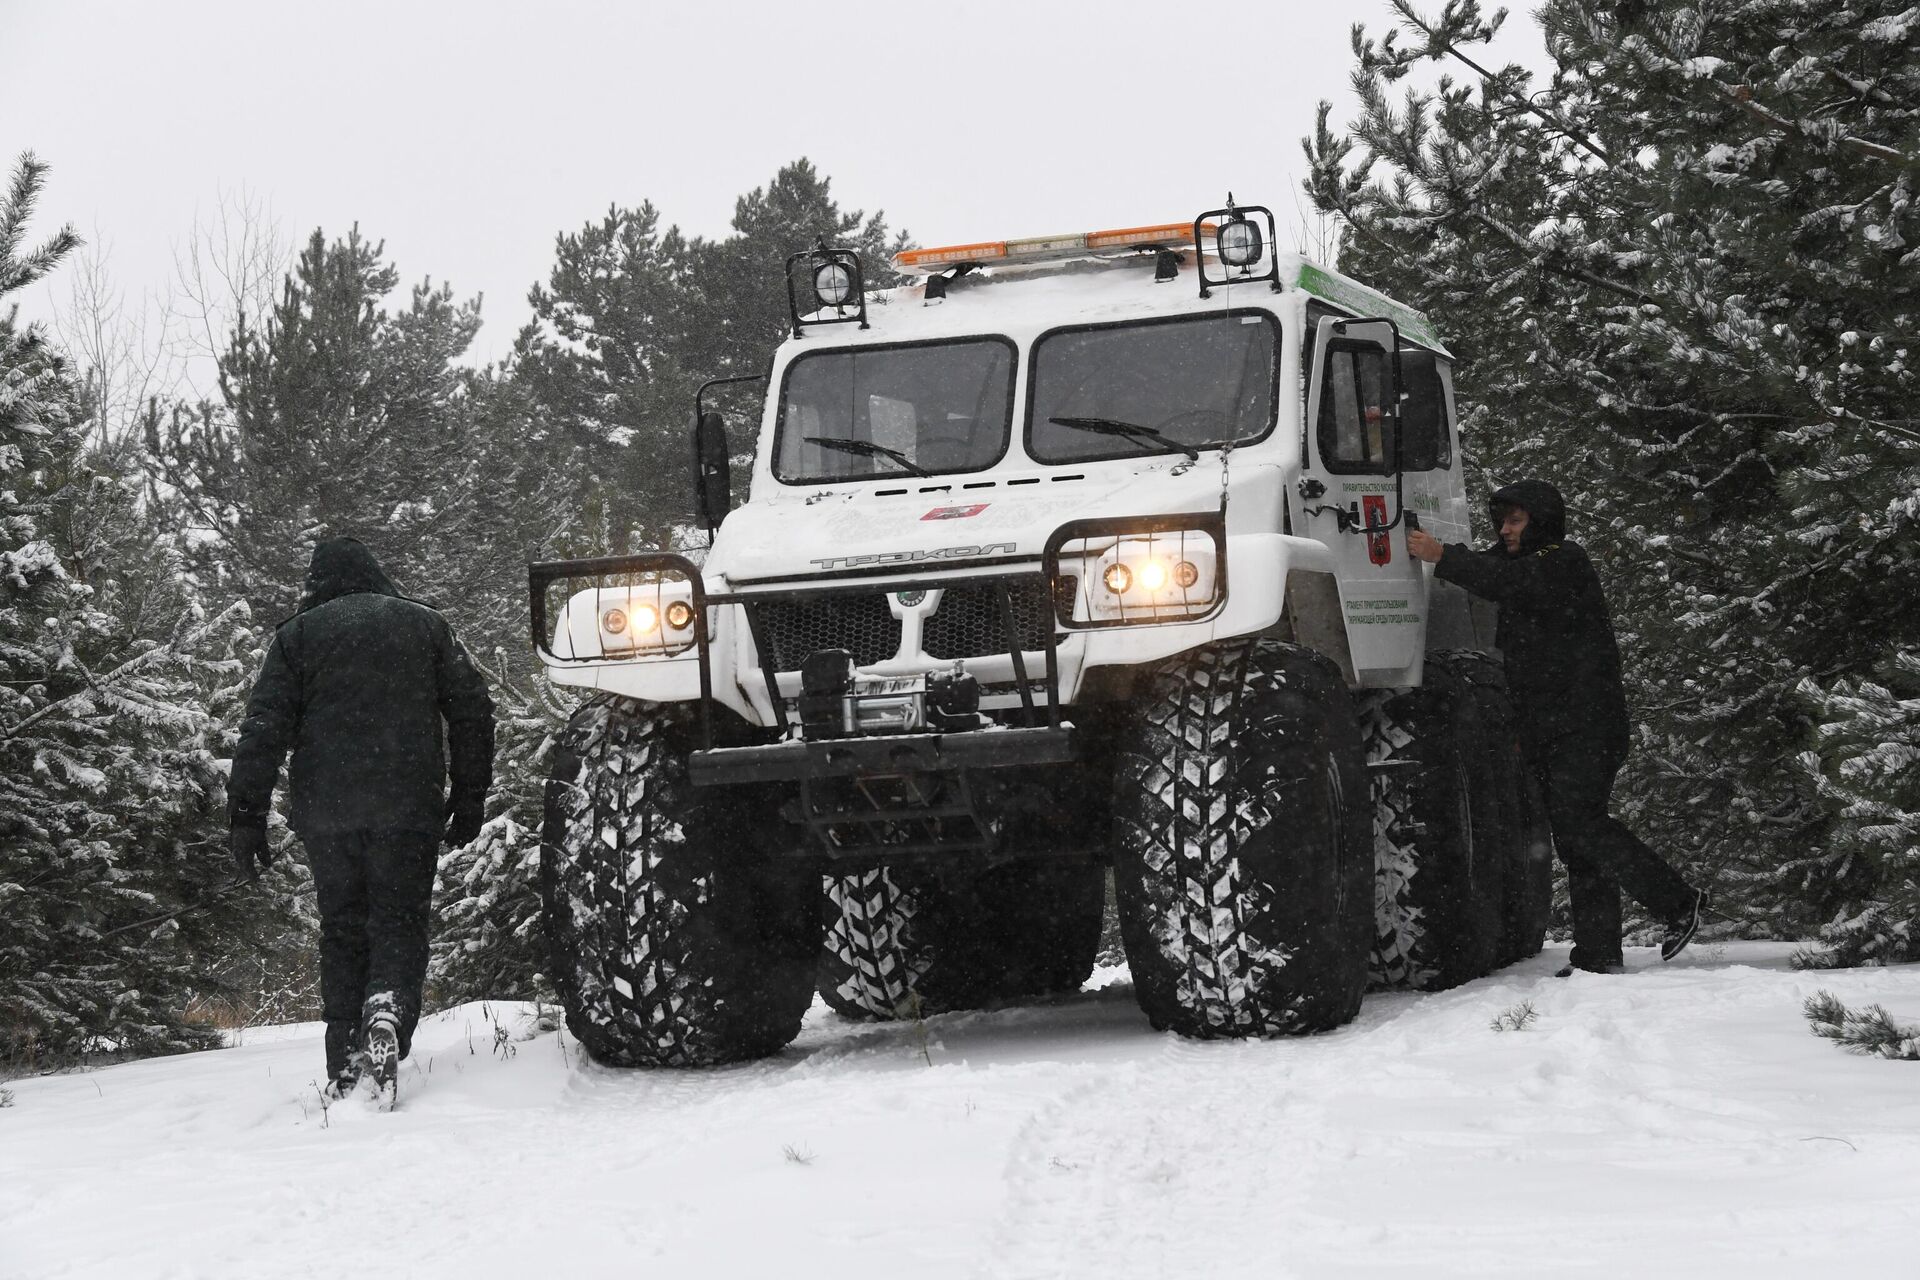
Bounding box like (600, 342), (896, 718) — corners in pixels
(2, 0), (1548, 370)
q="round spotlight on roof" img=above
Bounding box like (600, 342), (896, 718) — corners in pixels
(1102, 563), (1133, 595)
(813, 261), (855, 308)
(1217, 217), (1264, 270)
(664, 600), (695, 631)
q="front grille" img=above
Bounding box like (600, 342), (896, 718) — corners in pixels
(923, 577), (1061, 659)
(753, 594), (898, 670)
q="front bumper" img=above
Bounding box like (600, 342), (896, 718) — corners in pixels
(688, 724), (1077, 786)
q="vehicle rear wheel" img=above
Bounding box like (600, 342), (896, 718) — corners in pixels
(820, 858), (1105, 1019)
(540, 696), (821, 1068)
(1362, 653), (1507, 990)
(1110, 640), (1372, 1038)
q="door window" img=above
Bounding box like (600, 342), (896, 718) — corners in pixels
(1316, 344), (1395, 474)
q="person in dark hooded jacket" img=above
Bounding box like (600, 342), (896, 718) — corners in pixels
(229, 537), (494, 1104)
(1408, 481), (1706, 975)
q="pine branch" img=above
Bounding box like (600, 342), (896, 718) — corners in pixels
(1460, 206), (1657, 306)
(1726, 85), (1911, 167)
(1386, 0), (1612, 164)
(0, 599), (249, 742)
(1804, 990), (1920, 1060)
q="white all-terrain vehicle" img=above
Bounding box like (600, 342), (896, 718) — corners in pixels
(529, 199), (1553, 1068)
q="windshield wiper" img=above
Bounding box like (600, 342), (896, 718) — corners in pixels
(1047, 416), (1199, 461)
(803, 435), (932, 478)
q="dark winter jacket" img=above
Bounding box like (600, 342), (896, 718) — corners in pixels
(1433, 480), (1630, 753)
(228, 538), (495, 839)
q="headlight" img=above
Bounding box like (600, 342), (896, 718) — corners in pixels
(1217, 216), (1263, 269)
(1077, 535), (1219, 620)
(813, 261), (854, 308)
(560, 581), (698, 658)
(1045, 516), (1227, 629)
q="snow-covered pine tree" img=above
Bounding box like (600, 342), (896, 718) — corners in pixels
(511, 200), (699, 551)
(423, 371), (579, 1004)
(157, 230), (587, 1012)
(1, 154), (291, 1063)
(429, 650), (574, 1003)
(1306, 0), (1918, 938)
(681, 158), (912, 384)
(200, 225), (484, 621)
(514, 160), (910, 550)
(1796, 645), (1920, 967)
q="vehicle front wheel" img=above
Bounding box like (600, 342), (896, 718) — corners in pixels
(540, 696), (820, 1068)
(1111, 640), (1372, 1038)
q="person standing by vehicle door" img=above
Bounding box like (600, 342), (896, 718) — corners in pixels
(227, 537), (494, 1107)
(1407, 480), (1707, 975)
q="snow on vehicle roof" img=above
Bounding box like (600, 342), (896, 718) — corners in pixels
(793, 250), (1449, 356)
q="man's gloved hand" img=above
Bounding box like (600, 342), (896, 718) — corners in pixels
(230, 825), (272, 881)
(445, 797), (485, 848)
(1407, 527), (1446, 564)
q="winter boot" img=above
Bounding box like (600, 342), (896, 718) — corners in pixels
(362, 994), (402, 1112)
(1661, 887), (1708, 962)
(323, 1021), (363, 1099)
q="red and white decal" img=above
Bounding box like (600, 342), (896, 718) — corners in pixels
(921, 503), (989, 521)
(1362, 495), (1392, 565)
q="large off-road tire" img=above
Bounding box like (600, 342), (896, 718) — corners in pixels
(1441, 649), (1553, 965)
(1111, 640), (1373, 1039)
(820, 858), (1105, 1019)
(1362, 652), (1508, 990)
(540, 695), (821, 1068)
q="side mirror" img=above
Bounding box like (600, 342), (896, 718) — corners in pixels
(693, 411), (732, 532)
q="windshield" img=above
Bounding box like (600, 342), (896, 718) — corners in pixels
(1028, 311), (1279, 463)
(773, 338), (1015, 483)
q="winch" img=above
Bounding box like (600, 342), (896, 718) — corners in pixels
(797, 649), (984, 738)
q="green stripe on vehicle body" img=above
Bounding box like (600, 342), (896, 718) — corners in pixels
(1295, 264), (1447, 353)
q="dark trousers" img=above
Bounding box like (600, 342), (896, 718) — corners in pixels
(1533, 735), (1694, 969)
(307, 829), (438, 1058)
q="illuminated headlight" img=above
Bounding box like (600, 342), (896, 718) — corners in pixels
(1217, 217), (1263, 269)
(813, 261), (855, 308)
(1087, 537), (1219, 618)
(558, 582), (698, 659)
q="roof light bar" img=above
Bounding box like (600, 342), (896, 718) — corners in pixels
(1086, 221), (1214, 250)
(895, 220), (1221, 275)
(895, 240), (1009, 270)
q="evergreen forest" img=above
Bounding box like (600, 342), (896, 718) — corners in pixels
(3, 0), (1914, 1067)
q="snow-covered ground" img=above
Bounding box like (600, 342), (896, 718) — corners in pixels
(4, 942), (1916, 1279)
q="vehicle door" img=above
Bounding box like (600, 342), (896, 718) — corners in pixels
(1297, 316), (1424, 681)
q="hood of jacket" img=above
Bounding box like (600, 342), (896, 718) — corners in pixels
(1488, 480), (1567, 554)
(298, 537), (401, 613)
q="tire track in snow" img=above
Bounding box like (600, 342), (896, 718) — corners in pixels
(982, 1030), (1320, 1280)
